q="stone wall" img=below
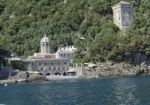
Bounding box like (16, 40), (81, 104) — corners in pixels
(24, 59), (69, 76)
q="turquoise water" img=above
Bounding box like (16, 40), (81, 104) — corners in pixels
(0, 76), (150, 105)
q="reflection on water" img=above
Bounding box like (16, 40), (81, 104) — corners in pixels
(111, 78), (140, 105)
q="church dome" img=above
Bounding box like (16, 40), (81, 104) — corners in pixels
(41, 34), (49, 43)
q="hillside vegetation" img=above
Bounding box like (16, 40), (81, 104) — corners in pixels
(0, 0), (149, 63)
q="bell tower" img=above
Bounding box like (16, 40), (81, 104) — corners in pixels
(40, 34), (50, 54)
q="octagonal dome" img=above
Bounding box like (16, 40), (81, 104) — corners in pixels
(41, 34), (49, 43)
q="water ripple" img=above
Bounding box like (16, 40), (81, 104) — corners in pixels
(0, 76), (150, 105)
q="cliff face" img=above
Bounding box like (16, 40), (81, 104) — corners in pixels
(0, 48), (10, 60)
(131, 53), (150, 64)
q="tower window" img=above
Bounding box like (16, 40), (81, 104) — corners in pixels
(129, 11), (131, 15)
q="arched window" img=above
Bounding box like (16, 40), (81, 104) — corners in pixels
(46, 73), (50, 76)
(63, 72), (66, 76)
(54, 72), (61, 76)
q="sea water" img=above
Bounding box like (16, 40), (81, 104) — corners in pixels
(0, 76), (150, 105)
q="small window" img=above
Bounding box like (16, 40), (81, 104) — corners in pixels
(41, 68), (43, 71)
(64, 62), (67, 64)
(39, 63), (41, 65)
(58, 67), (60, 70)
(49, 68), (51, 70)
(53, 68), (56, 70)
(123, 17), (125, 21)
(51, 63), (53, 65)
(129, 11), (131, 15)
(44, 63), (47, 66)
(62, 67), (65, 70)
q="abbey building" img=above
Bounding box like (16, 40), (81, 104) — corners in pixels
(23, 35), (70, 76)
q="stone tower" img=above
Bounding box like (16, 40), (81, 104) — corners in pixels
(40, 34), (50, 54)
(112, 1), (133, 30)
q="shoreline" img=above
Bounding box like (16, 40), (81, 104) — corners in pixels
(0, 73), (149, 85)
(0, 74), (150, 85)
(82, 61), (150, 77)
(0, 61), (150, 85)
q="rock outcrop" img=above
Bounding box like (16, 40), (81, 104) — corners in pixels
(82, 61), (150, 77)
(8, 71), (47, 82)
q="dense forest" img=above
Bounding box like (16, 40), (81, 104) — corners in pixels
(0, 0), (149, 63)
